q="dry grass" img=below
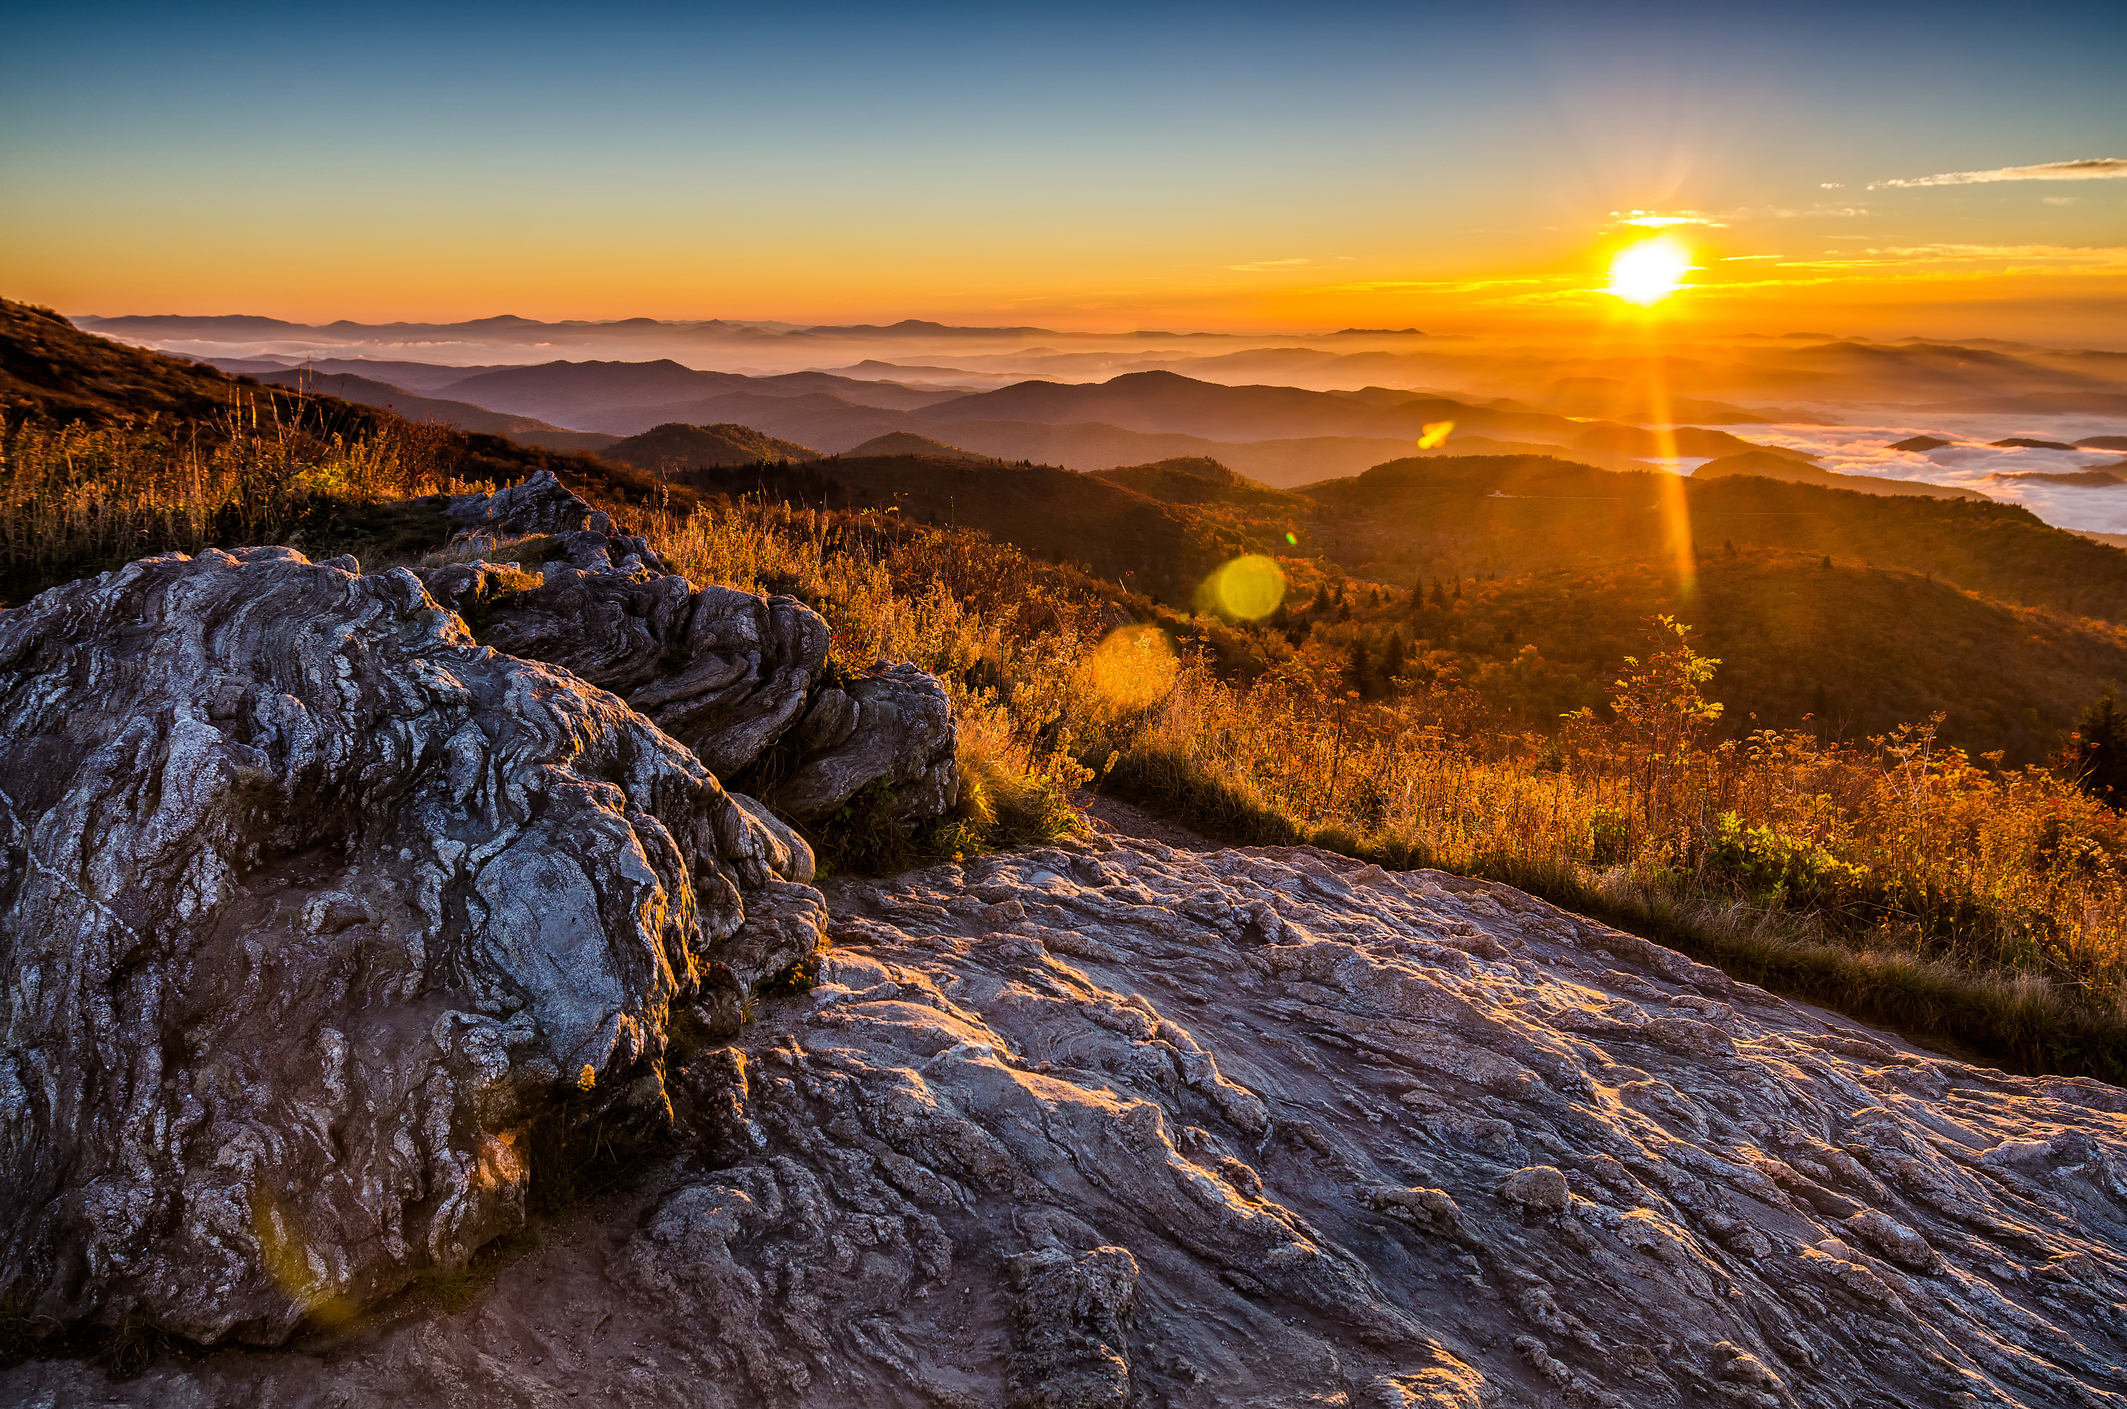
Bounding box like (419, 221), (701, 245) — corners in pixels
(0, 403), (470, 604)
(632, 497), (2127, 1076)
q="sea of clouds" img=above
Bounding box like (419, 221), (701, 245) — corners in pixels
(1723, 413), (2127, 534)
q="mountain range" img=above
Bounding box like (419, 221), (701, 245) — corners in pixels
(197, 356), (1826, 487)
(71, 312), (2127, 418)
(10, 295), (2127, 766)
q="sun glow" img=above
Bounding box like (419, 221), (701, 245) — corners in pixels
(1606, 236), (1692, 306)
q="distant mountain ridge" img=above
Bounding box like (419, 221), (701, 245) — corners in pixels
(248, 370), (618, 452)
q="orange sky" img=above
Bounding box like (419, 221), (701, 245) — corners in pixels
(5, 5), (2123, 345)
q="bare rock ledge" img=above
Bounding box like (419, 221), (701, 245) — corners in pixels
(8, 824), (2125, 1406)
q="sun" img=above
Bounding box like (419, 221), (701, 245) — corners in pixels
(1606, 236), (1692, 306)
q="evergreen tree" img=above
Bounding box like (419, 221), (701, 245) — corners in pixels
(1346, 638), (1371, 696)
(1380, 630), (1406, 690)
(2069, 691), (2127, 806)
(1428, 578), (1448, 610)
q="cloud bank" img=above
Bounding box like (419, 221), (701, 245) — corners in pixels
(1870, 158), (2127, 189)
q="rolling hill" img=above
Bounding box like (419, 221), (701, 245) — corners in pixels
(602, 422), (822, 474)
(1305, 549), (2127, 762)
(1293, 455), (2127, 624)
(1087, 457), (1296, 507)
(656, 453), (1263, 603)
(842, 432), (992, 461)
(906, 369), (1587, 443)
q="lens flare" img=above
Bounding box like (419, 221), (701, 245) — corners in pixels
(1201, 554), (1286, 619)
(1607, 236), (1692, 306)
(1081, 625), (1179, 711)
(1418, 420), (1454, 450)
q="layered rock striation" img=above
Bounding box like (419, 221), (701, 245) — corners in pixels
(0, 543), (820, 1343)
(11, 832), (2123, 1406)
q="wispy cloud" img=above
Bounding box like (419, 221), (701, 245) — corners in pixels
(1309, 276), (1548, 296)
(1865, 244), (2127, 260)
(1226, 258), (1316, 272)
(1869, 157), (2127, 189)
(1612, 210), (1721, 228)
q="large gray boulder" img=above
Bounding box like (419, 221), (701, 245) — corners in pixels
(425, 472), (957, 820)
(0, 546), (818, 1344)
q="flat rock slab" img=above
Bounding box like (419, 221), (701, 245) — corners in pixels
(8, 833), (2125, 1406)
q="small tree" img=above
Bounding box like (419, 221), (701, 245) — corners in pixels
(1605, 616), (1724, 842)
(1380, 630), (1407, 692)
(2067, 691), (2127, 807)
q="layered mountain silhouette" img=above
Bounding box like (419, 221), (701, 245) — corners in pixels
(249, 370), (618, 452)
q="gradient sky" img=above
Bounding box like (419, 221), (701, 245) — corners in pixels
(5, 1), (2124, 340)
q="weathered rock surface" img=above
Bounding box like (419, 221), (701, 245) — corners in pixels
(0, 546), (818, 1344)
(424, 471), (957, 820)
(765, 663), (960, 823)
(15, 830), (2124, 1406)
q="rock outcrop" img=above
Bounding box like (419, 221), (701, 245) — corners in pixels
(13, 831), (2124, 1406)
(421, 472), (957, 821)
(765, 663), (959, 823)
(0, 546), (816, 1343)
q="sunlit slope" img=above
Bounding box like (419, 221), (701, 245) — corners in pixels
(669, 453), (1269, 602)
(0, 296), (685, 516)
(1692, 450), (1984, 500)
(842, 432), (992, 461)
(1297, 455), (2127, 623)
(1377, 552), (2127, 759)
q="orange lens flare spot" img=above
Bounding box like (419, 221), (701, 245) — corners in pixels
(1202, 554), (1286, 620)
(1082, 625), (1179, 711)
(1418, 420), (1454, 450)
(1606, 236), (1692, 306)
